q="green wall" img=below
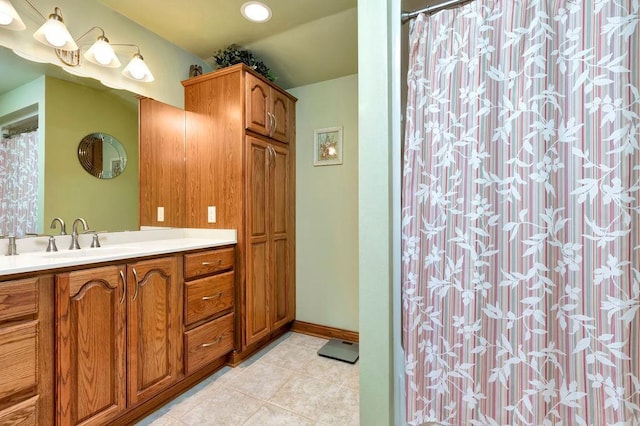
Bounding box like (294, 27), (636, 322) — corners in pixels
(289, 74), (359, 332)
(45, 76), (138, 232)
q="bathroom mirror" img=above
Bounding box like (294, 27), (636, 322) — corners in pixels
(0, 45), (139, 234)
(78, 132), (128, 179)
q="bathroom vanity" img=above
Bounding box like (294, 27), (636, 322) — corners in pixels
(0, 228), (236, 425)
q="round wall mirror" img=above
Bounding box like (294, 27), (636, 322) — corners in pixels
(78, 132), (127, 179)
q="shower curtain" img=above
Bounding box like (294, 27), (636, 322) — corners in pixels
(0, 131), (39, 237)
(402, 0), (640, 424)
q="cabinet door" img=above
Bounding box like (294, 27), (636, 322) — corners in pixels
(139, 97), (186, 227)
(127, 257), (181, 405)
(270, 90), (291, 144)
(270, 145), (294, 328)
(245, 137), (271, 346)
(56, 266), (126, 426)
(245, 74), (270, 138)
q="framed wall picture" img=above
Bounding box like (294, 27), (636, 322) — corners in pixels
(314, 126), (343, 166)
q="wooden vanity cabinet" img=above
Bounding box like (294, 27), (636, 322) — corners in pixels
(182, 64), (296, 356)
(126, 256), (181, 405)
(0, 276), (53, 426)
(183, 247), (235, 375)
(55, 256), (181, 425)
(55, 266), (126, 425)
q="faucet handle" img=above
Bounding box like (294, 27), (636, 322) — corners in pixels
(90, 233), (101, 248)
(46, 236), (58, 252)
(5, 236), (18, 256)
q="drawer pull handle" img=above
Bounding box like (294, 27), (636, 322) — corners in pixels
(201, 259), (223, 266)
(202, 292), (223, 301)
(119, 270), (126, 305)
(200, 337), (222, 348)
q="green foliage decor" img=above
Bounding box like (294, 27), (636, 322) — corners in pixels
(212, 44), (276, 81)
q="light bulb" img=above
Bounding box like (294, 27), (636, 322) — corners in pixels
(43, 20), (68, 47)
(0, 12), (12, 25)
(92, 39), (113, 65)
(129, 57), (146, 79)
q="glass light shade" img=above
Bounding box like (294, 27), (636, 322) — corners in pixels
(0, 0), (25, 30)
(33, 12), (77, 51)
(84, 37), (120, 67)
(241, 1), (272, 22)
(122, 54), (154, 82)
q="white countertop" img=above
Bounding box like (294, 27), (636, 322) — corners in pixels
(0, 228), (236, 276)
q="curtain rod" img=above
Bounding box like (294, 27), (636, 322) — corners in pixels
(401, 0), (470, 24)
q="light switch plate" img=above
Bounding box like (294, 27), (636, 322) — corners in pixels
(157, 206), (165, 222)
(207, 206), (216, 223)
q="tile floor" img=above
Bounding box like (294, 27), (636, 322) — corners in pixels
(136, 332), (359, 425)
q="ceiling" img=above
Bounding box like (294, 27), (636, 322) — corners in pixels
(98, 0), (358, 89)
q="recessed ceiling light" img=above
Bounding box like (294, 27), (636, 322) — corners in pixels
(241, 1), (272, 23)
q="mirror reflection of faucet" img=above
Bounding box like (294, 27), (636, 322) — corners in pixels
(50, 217), (67, 235)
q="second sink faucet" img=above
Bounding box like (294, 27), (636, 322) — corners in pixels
(69, 218), (89, 250)
(50, 217), (67, 235)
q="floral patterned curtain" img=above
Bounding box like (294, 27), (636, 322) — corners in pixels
(0, 130), (39, 237)
(402, 1), (640, 424)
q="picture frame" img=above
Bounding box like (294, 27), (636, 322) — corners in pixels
(111, 159), (123, 176)
(314, 126), (343, 166)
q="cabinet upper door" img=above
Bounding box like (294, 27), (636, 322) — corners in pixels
(245, 74), (270, 138)
(127, 257), (181, 405)
(55, 266), (126, 426)
(245, 73), (292, 144)
(269, 90), (291, 144)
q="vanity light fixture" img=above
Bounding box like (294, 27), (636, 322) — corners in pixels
(0, 0), (25, 30)
(32, 6), (77, 50)
(240, 1), (272, 23)
(81, 27), (120, 68)
(121, 47), (154, 82)
(0, 0), (154, 82)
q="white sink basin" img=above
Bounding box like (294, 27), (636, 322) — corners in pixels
(43, 246), (142, 259)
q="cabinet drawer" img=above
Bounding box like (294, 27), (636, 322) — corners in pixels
(184, 313), (234, 374)
(184, 248), (234, 279)
(0, 395), (38, 426)
(0, 322), (37, 401)
(0, 279), (37, 322)
(185, 271), (234, 326)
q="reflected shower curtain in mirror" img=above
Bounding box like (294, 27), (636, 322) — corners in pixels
(401, 0), (640, 424)
(0, 130), (38, 237)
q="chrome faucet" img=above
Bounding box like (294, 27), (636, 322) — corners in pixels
(50, 217), (67, 235)
(69, 218), (89, 250)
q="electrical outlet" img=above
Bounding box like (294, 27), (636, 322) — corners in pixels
(207, 206), (216, 223)
(157, 206), (165, 222)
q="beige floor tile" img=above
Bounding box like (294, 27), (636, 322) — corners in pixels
(224, 361), (295, 400)
(342, 362), (360, 390)
(283, 333), (328, 350)
(259, 341), (318, 373)
(302, 353), (358, 383)
(269, 374), (340, 419)
(243, 403), (315, 426)
(178, 389), (263, 425)
(317, 385), (359, 425)
(144, 415), (185, 426)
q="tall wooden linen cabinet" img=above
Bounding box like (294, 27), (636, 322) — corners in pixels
(181, 64), (296, 356)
